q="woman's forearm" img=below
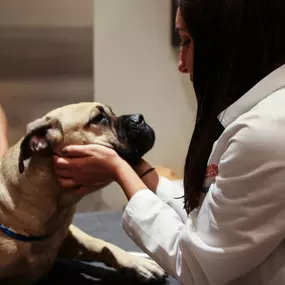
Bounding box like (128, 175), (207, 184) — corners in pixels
(115, 160), (148, 200)
(114, 158), (160, 199)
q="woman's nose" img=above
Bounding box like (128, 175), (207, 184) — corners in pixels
(178, 49), (189, 73)
(178, 59), (189, 73)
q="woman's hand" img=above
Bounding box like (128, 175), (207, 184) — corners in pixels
(53, 144), (124, 192)
(53, 144), (154, 200)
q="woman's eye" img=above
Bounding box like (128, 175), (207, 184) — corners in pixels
(89, 113), (108, 125)
(180, 39), (191, 47)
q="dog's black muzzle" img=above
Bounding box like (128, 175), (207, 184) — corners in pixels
(115, 114), (155, 165)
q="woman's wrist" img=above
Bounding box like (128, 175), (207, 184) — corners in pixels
(139, 167), (155, 179)
(133, 159), (153, 175)
(132, 159), (159, 193)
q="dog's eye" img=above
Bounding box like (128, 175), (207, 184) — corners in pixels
(89, 113), (108, 125)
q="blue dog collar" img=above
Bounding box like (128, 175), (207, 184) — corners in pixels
(0, 224), (49, 242)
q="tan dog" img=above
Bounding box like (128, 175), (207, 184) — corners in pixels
(0, 102), (166, 284)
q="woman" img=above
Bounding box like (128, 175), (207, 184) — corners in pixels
(54, 0), (285, 284)
(0, 105), (8, 156)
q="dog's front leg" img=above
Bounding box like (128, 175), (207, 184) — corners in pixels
(58, 224), (166, 282)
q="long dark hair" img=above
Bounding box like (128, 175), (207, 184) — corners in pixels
(177, 0), (285, 213)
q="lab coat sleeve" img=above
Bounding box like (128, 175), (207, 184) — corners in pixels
(155, 176), (187, 223)
(122, 120), (285, 285)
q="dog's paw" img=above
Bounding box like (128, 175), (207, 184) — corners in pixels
(119, 255), (168, 283)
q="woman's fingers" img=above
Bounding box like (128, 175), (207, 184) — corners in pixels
(62, 144), (116, 158)
(53, 155), (71, 168)
(53, 155), (83, 171)
(57, 177), (78, 189)
(74, 186), (89, 196)
(52, 144), (121, 190)
(62, 145), (97, 157)
(54, 168), (72, 177)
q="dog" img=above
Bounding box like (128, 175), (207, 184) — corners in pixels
(0, 102), (166, 284)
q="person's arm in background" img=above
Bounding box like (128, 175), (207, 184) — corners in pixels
(0, 105), (8, 156)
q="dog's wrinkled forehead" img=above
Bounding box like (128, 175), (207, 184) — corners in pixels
(45, 102), (115, 130)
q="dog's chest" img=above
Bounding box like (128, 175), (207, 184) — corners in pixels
(0, 226), (68, 283)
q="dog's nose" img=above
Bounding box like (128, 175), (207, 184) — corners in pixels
(130, 114), (144, 124)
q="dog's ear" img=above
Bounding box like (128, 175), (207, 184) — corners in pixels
(18, 116), (63, 174)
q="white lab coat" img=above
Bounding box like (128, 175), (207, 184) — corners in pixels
(123, 64), (285, 285)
